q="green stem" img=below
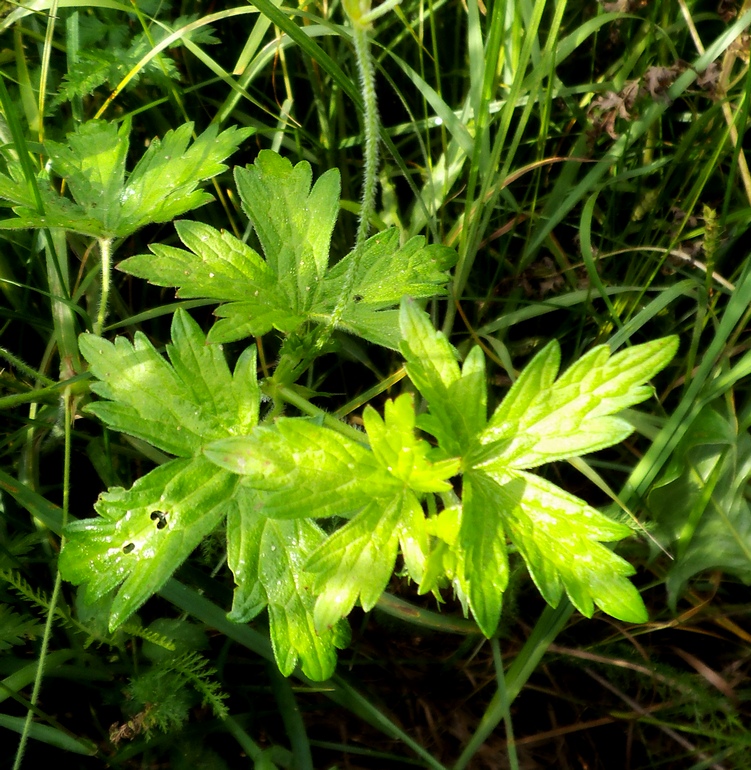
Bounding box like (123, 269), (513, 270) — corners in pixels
(491, 639), (519, 770)
(0, 373), (91, 411)
(13, 388), (71, 770)
(269, 382), (369, 446)
(328, 23), (379, 332)
(0, 346), (55, 386)
(94, 237), (113, 336)
(454, 600), (573, 769)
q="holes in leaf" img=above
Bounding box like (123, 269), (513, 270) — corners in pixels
(150, 511), (168, 530)
(353, 294), (363, 303)
(123, 543), (135, 554)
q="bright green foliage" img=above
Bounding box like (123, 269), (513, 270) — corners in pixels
(477, 336), (680, 469)
(79, 309), (260, 457)
(59, 456), (237, 632)
(400, 304), (487, 459)
(0, 119), (251, 238)
(45, 136), (678, 674)
(119, 151), (457, 348)
(206, 286), (676, 640)
(648, 404), (751, 609)
(207, 392), (459, 631)
(62, 285), (677, 676)
(400, 299), (679, 637)
(226, 488), (350, 678)
(364, 394), (460, 492)
(60, 310), (346, 678)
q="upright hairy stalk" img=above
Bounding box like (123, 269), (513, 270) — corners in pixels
(94, 237), (113, 337)
(327, 8), (380, 332)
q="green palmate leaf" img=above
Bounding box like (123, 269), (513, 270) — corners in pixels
(398, 299), (677, 636)
(0, 119), (251, 238)
(59, 456), (237, 631)
(235, 150), (339, 296)
(79, 309), (259, 457)
(477, 336), (680, 469)
(206, 393), (455, 629)
(119, 152), (457, 348)
(120, 150), (337, 344)
(226, 487), (349, 679)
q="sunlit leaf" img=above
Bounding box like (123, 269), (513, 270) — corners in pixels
(60, 457), (237, 631)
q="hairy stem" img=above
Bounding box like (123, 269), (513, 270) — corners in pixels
(94, 237), (113, 336)
(328, 23), (379, 331)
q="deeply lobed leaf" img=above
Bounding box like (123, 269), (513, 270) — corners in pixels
(121, 154), (457, 347)
(207, 419), (392, 517)
(235, 150), (340, 298)
(363, 393), (460, 492)
(481, 468), (643, 620)
(121, 122), (251, 232)
(307, 496), (414, 631)
(226, 487), (349, 679)
(477, 336), (679, 468)
(398, 300), (677, 635)
(59, 457), (237, 632)
(45, 119), (129, 232)
(79, 309), (260, 457)
(37, 120), (250, 238)
(399, 298), (486, 456)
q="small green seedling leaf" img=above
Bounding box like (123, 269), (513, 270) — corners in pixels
(59, 457), (237, 631)
(79, 309), (259, 457)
